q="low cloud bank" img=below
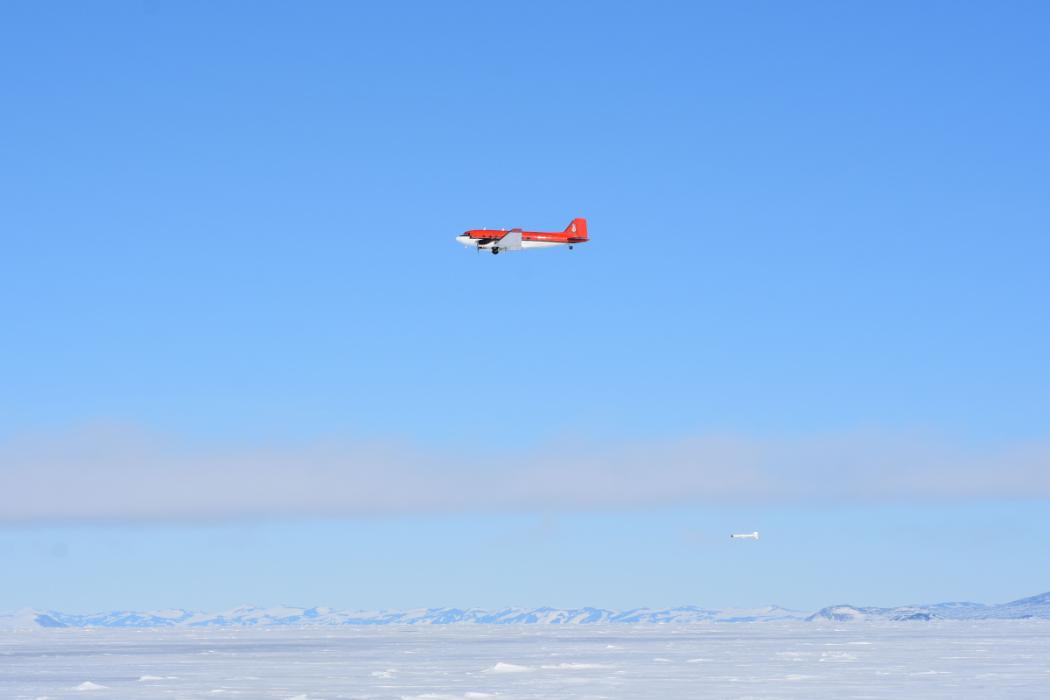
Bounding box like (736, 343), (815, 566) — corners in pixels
(1, 425), (1048, 523)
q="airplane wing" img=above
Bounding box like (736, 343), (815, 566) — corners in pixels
(498, 229), (523, 251)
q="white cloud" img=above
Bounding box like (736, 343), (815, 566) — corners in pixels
(1, 424), (1048, 523)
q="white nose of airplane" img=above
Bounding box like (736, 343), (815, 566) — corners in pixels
(455, 235), (474, 246)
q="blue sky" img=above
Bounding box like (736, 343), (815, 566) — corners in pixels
(1, 1), (1048, 612)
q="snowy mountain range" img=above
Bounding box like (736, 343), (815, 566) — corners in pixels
(2, 592), (1048, 629)
(807, 591), (1050, 622)
(0, 605), (807, 630)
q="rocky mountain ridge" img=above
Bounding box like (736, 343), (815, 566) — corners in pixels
(4, 592), (1048, 629)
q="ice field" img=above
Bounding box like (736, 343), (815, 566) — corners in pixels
(3, 621), (1050, 699)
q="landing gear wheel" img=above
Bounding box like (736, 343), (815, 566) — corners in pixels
(491, 248), (499, 255)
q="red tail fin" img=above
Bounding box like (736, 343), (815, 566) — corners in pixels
(566, 218), (588, 240)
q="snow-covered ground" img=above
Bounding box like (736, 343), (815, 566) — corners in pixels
(2, 621), (1049, 699)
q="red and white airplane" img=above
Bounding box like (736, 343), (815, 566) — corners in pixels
(456, 218), (588, 255)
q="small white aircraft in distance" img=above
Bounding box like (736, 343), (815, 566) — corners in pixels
(730, 531), (760, 540)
